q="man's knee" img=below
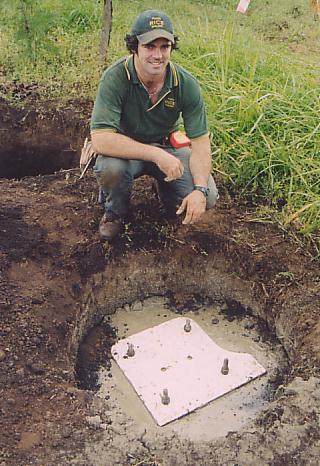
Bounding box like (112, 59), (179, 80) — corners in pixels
(206, 176), (219, 209)
(93, 155), (129, 189)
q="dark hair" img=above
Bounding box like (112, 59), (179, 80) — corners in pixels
(124, 34), (179, 53)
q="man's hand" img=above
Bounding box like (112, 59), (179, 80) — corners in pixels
(155, 151), (184, 182)
(176, 190), (206, 224)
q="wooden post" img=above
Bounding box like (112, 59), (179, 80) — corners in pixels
(99, 0), (113, 67)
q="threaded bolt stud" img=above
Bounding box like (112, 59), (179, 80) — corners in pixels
(126, 343), (135, 357)
(221, 358), (229, 375)
(161, 389), (170, 405)
(184, 319), (191, 333)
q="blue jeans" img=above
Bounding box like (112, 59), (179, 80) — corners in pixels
(93, 144), (219, 219)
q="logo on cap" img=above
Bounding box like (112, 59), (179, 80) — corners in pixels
(150, 17), (164, 29)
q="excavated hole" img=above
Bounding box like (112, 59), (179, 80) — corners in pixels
(74, 293), (289, 444)
(0, 143), (77, 179)
(2, 98), (318, 464)
(0, 100), (82, 179)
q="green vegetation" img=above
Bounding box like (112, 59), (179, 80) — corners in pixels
(1, 0), (319, 248)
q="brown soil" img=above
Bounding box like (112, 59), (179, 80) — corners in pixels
(0, 95), (319, 466)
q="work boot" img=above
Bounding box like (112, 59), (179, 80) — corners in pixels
(99, 213), (123, 241)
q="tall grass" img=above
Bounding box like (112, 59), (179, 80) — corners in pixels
(172, 8), (320, 239)
(0, 0), (319, 245)
(0, 0), (103, 94)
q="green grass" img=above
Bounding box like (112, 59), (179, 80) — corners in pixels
(0, 0), (319, 248)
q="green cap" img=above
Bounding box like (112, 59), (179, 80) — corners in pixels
(131, 10), (174, 45)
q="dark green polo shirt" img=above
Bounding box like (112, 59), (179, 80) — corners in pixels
(90, 55), (208, 143)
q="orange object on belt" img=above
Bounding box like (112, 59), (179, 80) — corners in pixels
(169, 131), (191, 149)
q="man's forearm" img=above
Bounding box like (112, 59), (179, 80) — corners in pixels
(189, 135), (212, 187)
(91, 131), (162, 163)
(91, 130), (184, 181)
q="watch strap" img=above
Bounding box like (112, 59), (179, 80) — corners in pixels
(194, 185), (210, 197)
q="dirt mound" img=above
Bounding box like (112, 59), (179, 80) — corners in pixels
(0, 97), (319, 465)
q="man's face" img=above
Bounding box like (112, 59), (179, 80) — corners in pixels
(135, 37), (172, 78)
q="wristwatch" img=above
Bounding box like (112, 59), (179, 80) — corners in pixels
(194, 185), (210, 198)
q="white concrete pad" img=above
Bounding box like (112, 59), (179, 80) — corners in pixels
(111, 317), (266, 426)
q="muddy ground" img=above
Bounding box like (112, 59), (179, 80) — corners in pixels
(0, 94), (319, 466)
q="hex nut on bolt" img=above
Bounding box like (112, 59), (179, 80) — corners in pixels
(221, 358), (229, 375)
(126, 343), (135, 357)
(184, 319), (191, 333)
(161, 388), (170, 405)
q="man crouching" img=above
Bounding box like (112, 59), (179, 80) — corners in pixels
(90, 10), (219, 241)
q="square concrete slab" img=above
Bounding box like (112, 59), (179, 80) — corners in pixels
(111, 317), (266, 426)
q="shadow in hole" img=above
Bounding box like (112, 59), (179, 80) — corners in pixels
(0, 143), (78, 179)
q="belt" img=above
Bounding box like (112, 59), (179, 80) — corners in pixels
(153, 135), (170, 146)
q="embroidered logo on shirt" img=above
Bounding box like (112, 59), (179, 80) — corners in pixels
(150, 17), (164, 28)
(164, 97), (175, 109)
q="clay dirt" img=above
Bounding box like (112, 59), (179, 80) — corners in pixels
(0, 93), (319, 466)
